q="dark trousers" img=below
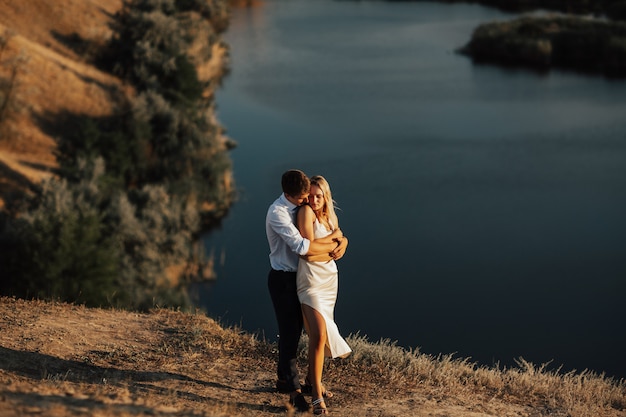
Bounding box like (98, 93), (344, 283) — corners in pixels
(268, 268), (303, 392)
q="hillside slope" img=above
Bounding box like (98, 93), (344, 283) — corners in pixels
(1, 297), (625, 417)
(0, 0), (229, 210)
(0, 0), (124, 207)
(0, 296), (425, 417)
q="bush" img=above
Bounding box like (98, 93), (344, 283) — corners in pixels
(54, 113), (139, 191)
(0, 160), (121, 307)
(105, 0), (209, 108)
(68, 0), (236, 218)
(131, 90), (233, 220)
(108, 184), (201, 310)
(103, 0), (235, 213)
(175, 0), (230, 33)
(0, 158), (208, 310)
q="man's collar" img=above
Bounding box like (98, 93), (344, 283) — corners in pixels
(280, 193), (298, 211)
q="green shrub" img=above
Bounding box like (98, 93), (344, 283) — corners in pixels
(175, 0), (230, 32)
(105, 0), (209, 108)
(0, 160), (121, 307)
(54, 114), (139, 191)
(0, 158), (207, 310)
(107, 182), (203, 310)
(102, 0), (235, 211)
(131, 90), (233, 214)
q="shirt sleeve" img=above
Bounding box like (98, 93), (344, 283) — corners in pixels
(267, 206), (310, 256)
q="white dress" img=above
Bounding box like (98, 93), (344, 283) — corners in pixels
(297, 219), (352, 359)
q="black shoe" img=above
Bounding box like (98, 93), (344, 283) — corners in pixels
(289, 392), (311, 412)
(276, 379), (291, 393)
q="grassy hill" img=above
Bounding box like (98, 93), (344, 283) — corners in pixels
(1, 297), (624, 417)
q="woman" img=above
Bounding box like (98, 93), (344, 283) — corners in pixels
(296, 175), (352, 415)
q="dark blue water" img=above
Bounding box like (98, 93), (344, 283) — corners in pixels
(195, 0), (626, 379)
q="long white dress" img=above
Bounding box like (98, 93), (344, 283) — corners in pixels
(297, 219), (352, 359)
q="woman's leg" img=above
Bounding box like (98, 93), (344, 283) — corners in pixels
(302, 303), (328, 408)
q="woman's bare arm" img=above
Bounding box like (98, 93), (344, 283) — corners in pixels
(297, 205), (342, 260)
(297, 205), (316, 241)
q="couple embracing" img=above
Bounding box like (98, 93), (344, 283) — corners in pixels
(266, 169), (352, 414)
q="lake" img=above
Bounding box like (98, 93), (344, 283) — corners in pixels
(194, 0), (626, 379)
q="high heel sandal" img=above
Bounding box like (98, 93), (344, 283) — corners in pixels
(303, 378), (334, 398)
(312, 398), (328, 415)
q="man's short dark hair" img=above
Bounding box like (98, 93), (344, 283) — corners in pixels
(281, 169), (310, 197)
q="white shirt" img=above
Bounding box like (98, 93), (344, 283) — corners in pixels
(266, 193), (311, 272)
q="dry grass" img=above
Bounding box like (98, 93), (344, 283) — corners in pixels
(0, 0), (125, 208)
(331, 335), (625, 416)
(1, 297), (624, 417)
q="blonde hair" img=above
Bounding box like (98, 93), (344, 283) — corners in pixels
(309, 175), (339, 229)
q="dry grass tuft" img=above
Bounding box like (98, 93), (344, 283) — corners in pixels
(324, 334), (626, 417)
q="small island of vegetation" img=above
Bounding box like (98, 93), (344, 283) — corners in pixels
(459, 15), (626, 77)
(387, 0), (626, 76)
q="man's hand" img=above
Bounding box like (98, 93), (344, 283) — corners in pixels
(330, 236), (348, 260)
(302, 235), (348, 262)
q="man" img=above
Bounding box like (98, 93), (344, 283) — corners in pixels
(266, 169), (348, 411)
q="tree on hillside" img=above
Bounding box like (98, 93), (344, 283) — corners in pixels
(98, 0), (236, 226)
(1, 0), (235, 310)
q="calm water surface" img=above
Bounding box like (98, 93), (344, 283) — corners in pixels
(195, 0), (626, 378)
